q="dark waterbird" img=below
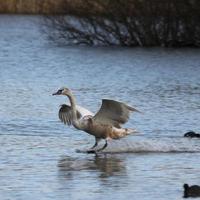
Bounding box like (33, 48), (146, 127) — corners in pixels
(184, 131), (200, 138)
(183, 184), (200, 198)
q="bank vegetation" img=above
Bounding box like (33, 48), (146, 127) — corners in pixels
(1, 0), (200, 47)
(45, 0), (200, 47)
(0, 0), (66, 14)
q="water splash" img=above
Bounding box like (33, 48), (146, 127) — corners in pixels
(81, 137), (200, 153)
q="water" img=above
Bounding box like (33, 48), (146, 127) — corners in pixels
(0, 15), (200, 200)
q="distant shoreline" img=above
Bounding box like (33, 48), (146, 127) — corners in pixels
(2, 0), (199, 47)
(0, 0), (68, 14)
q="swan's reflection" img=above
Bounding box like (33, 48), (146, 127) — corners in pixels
(58, 154), (126, 179)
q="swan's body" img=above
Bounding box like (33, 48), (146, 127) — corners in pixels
(53, 87), (140, 153)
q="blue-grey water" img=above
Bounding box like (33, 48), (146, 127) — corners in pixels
(0, 15), (200, 200)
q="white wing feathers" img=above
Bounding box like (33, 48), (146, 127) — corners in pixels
(58, 104), (93, 126)
(76, 105), (94, 116)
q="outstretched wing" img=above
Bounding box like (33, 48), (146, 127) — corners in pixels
(92, 99), (140, 128)
(59, 104), (93, 126)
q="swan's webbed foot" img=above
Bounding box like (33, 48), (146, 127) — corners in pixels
(76, 149), (97, 154)
(86, 149), (97, 154)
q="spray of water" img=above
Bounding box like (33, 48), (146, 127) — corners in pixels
(79, 137), (200, 153)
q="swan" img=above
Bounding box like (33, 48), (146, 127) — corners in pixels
(53, 87), (140, 153)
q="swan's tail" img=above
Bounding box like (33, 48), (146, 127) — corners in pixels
(109, 127), (138, 139)
(126, 128), (138, 135)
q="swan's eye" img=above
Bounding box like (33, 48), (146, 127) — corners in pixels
(58, 89), (63, 94)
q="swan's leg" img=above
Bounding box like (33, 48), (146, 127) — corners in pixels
(91, 138), (100, 149)
(86, 138), (100, 154)
(87, 139), (107, 154)
(96, 139), (108, 152)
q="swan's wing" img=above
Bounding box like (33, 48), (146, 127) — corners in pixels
(59, 104), (79, 126)
(76, 105), (94, 117)
(58, 104), (93, 126)
(93, 99), (140, 128)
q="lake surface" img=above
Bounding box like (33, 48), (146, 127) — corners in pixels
(0, 15), (200, 200)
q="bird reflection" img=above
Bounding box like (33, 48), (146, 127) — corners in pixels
(93, 155), (125, 178)
(58, 154), (126, 180)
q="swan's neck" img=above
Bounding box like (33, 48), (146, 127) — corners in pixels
(68, 94), (80, 129)
(68, 94), (76, 112)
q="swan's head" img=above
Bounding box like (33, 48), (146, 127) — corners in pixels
(52, 87), (72, 96)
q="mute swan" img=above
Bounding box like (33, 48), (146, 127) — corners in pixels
(53, 87), (140, 153)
